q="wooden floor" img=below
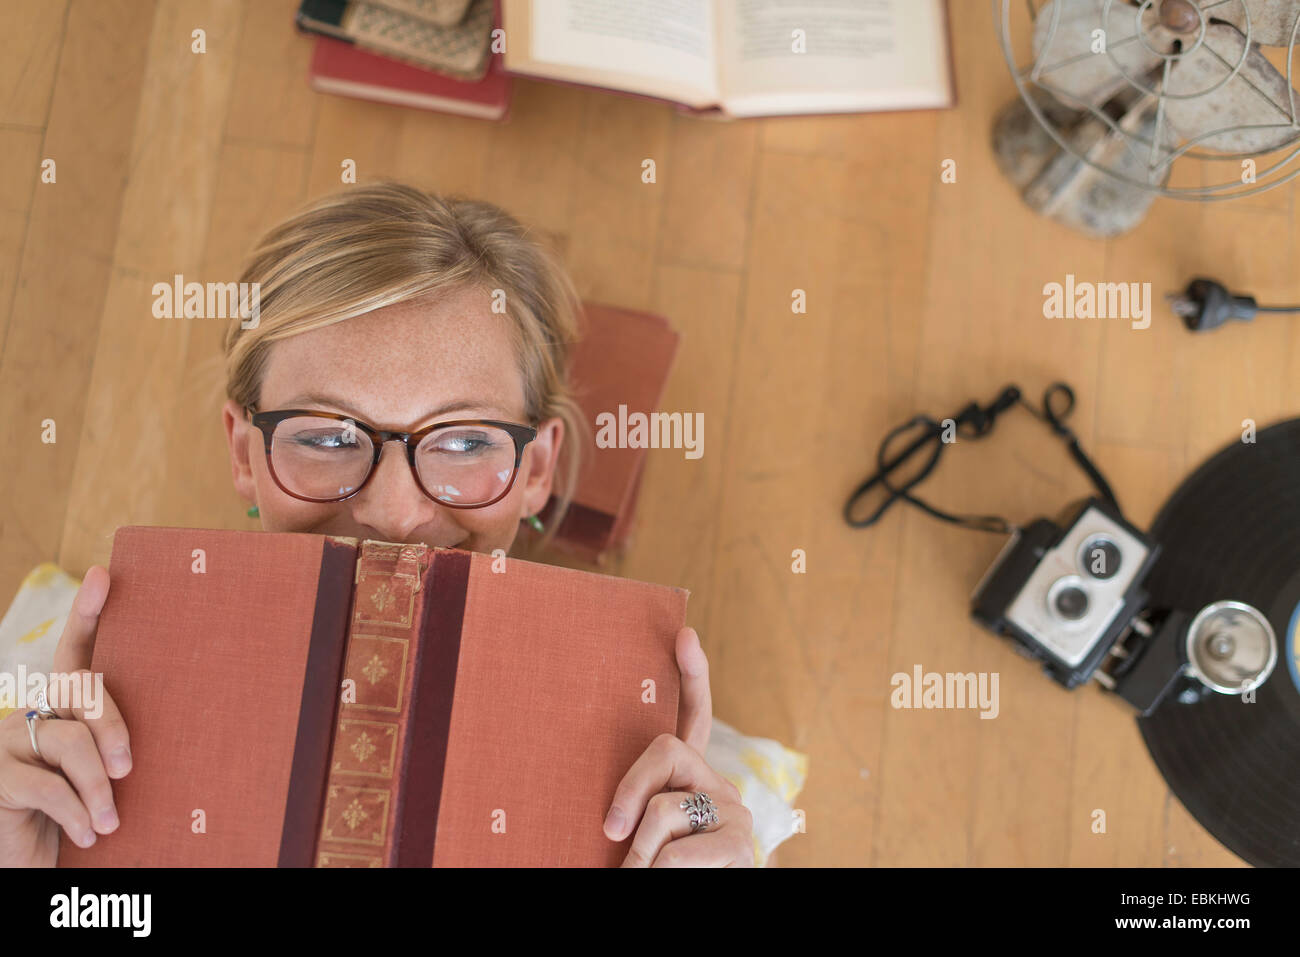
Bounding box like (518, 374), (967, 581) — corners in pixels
(4, 0), (1295, 867)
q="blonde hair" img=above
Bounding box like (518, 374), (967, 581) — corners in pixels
(221, 181), (587, 544)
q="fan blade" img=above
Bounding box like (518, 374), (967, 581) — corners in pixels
(1203, 0), (1300, 47)
(1031, 0), (1171, 106)
(1162, 22), (1300, 152)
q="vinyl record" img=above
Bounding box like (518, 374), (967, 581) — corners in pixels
(1140, 418), (1300, 867)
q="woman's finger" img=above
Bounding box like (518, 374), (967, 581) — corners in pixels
(621, 790), (743, 867)
(10, 718), (119, 836)
(649, 822), (756, 867)
(0, 757), (97, 849)
(603, 732), (736, 842)
(51, 565), (109, 678)
(675, 627), (712, 755)
(43, 567), (132, 779)
(59, 677), (130, 780)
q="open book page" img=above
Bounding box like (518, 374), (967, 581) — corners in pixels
(717, 0), (952, 117)
(504, 0), (721, 108)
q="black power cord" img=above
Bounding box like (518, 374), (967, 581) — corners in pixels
(1167, 277), (1300, 332)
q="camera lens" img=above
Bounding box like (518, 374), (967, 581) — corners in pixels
(1081, 537), (1121, 580)
(1048, 579), (1090, 621)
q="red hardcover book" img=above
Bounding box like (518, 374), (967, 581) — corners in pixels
(540, 302), (680, 563)
(308, 36), (512, 119)
(58, 526), (686, 867)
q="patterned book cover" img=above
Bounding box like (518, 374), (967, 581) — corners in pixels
(297, 0), (494, 81)
(315, 541), (432, 866)
(369, 0), (474, 28)
(58, 527), (686, 867)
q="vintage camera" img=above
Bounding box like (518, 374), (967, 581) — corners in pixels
(970, 497), (1160, 689)
(970, 497), (1278, 713)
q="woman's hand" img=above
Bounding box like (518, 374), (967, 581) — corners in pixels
(604, 626), (755, 867)
(0, 566), (132, 867)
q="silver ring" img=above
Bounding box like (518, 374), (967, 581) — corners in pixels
(24, 711), (47, 760)
(34, 687), (57, 719)
(680, 792), (718, 833)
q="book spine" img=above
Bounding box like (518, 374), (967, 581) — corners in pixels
(278, 537), (360, 866)
(313, 541), (433, 866)
(394, 549), (471, 866)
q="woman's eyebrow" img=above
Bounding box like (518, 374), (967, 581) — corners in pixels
(278, 392), (502, 421)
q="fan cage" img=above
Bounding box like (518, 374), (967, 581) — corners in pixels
(995, 0), (1300, 200)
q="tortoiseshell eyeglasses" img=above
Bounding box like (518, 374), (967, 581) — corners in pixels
(245, 408), (537, 508)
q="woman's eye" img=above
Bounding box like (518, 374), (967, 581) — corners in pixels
(294, 429), (360, 449)
(444, 438), (485, 453)
(429, 433), (491, 455)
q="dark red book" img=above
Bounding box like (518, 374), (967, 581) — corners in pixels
(308, 35), (511, 119)
(540, 302), (680, 563)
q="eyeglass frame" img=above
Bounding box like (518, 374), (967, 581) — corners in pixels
(244, 407), (539, 508)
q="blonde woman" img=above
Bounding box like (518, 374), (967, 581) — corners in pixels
(0, 182), (754, 867)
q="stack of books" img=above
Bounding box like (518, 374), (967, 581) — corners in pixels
(297, 0), (513, 119)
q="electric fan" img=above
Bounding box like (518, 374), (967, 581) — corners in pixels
(994, 0), (1300, 236)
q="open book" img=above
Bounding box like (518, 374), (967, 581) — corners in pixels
(501, 0), (954, 117)
(57, 527), (687, 867)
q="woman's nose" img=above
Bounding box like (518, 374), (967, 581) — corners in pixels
(351, 440), (439, 541)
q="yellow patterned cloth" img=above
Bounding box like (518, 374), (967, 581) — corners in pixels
(0, 563), (81, 722)
(704, 718), (810, 866)
(0, 563), (808, 866)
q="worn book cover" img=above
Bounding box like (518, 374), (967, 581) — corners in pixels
(539, 301), (680, 563)
(296, 0), (494, 80)
(369, 0), (473, 28)
(308, 36), (512, 120)
(58, 526), (686, 867)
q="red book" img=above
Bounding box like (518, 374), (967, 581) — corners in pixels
(308, 36), (512, 120)
(540, 302), (680, 563)
(58, 526), (686, 867)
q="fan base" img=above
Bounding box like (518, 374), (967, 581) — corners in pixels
(992, 89), (1168, 239)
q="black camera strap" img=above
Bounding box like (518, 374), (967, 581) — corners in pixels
(842, 383), (1121, 534)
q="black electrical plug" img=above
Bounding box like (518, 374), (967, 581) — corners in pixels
(1165, 278), (1258, 332)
